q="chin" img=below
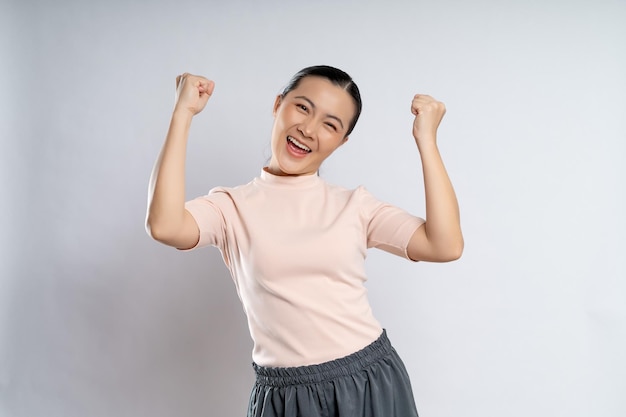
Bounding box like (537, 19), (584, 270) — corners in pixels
(273, 162), (316, 176)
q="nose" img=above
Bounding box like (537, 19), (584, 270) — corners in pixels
(298, 117), (315, 138)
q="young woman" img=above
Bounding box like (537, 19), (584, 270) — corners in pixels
(146, 65), (463, 417)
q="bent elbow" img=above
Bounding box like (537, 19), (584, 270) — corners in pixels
(145, 220), (163, 242)
(446, 238), (464, 262)
(447, 247), (463, 262)
(435, 238), (464, 262)
(145, 212), (198, 250)
(145, 215), (173, 244)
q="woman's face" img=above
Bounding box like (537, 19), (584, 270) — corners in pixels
(267, 76), (356, 176)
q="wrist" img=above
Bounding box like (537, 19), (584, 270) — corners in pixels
(171, 108), (194, 125)
(414, 136), (438, 151)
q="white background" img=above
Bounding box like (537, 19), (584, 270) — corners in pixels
(1, 0), (625, 416)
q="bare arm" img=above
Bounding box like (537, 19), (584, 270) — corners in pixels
(145, 73), (215, 249)
(406, 95), (464, 262)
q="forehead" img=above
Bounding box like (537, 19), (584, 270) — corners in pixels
(286, 76), (355, 121)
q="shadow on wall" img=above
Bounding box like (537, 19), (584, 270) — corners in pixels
(2, 228), (253, 417)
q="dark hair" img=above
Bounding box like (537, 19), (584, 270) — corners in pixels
(280, 65), (362, 137)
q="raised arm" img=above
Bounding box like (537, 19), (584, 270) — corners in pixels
(406, 95), (464, 262)
(145, 73), (215, 249)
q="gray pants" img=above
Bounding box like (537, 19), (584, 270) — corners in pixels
(248, 330), (419, 417)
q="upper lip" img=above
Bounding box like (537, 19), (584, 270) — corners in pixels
(287, 135), (312, 152)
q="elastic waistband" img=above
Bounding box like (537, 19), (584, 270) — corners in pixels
(252, 330), (394, 387)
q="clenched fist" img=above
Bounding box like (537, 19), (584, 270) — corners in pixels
(174, 73), (215, 116)
(411, 94), (446, 146)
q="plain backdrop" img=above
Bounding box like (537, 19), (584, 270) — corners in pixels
(1, 0), (625, 416)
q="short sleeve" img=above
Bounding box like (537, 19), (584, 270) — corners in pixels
(182, 189), (231, 253)
(359, 187), (425, 261)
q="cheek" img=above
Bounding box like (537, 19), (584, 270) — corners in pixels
(270, 122), (283, 150)
(278, 107), (297, 123)
(319, 135), (344, 154)
(272, 113), (288, 138)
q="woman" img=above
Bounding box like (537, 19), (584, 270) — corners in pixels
(146, 65), (463, 417)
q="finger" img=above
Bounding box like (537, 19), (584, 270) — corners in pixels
(411, 95), (426, 114)
(199, 80), (215, 96)
(412, 96), (444, 112)
(411, 100), (423, 116)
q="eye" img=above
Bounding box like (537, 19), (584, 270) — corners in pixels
(297, 104), (308, 112)
(325, 122), (337, 131)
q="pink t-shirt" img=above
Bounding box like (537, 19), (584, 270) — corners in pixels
(184, 169), (424, 367)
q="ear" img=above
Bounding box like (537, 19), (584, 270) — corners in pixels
(272, 95), (282, 116)
(340, 136), (349, 145)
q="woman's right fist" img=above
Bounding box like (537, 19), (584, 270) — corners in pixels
(174, 73), (215, 116)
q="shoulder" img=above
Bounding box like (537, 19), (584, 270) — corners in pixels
(346, 184), (383, 207)
(320, 178), (371, 196)
(207, 178), (257, 198)
(185, 180), (255, 214)
(319, 180), (370, 203)
(319, 180), (386, 216)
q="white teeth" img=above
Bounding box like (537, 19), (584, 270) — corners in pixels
(287, 136), (311, 152)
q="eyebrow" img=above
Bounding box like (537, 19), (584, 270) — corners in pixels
(294, 95), (345, 130)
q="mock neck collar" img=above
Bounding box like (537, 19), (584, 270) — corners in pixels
(258, 168), (322, 188)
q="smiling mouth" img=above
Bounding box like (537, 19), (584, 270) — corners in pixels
(287, 136), (312, 153)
